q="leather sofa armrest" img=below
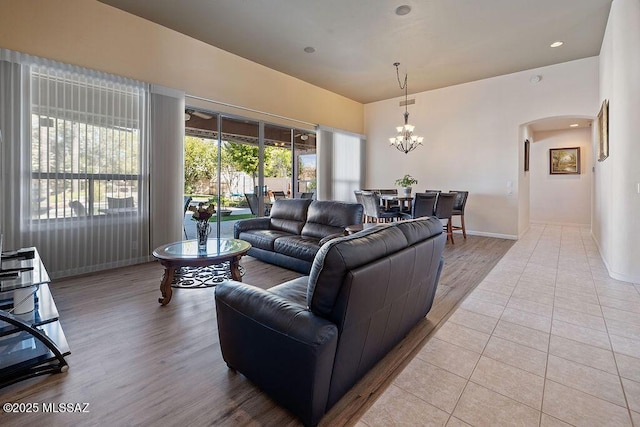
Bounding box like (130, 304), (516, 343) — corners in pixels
(233, 217), (271, 238)
(319, 232), (345, 246)
(215, 281), (337, 348)
(215, 281), (338, 426)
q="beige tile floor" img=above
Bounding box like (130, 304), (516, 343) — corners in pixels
(357, 224), (640, 426)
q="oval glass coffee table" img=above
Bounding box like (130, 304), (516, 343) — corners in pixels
(152, 238), (251, 305)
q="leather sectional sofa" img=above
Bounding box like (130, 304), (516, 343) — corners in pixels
(216, 217), (446, 426)
(234, 198), (364, 274)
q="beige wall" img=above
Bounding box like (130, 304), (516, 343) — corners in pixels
(0, 0), (363, 133)
(365, 58), (599, 239)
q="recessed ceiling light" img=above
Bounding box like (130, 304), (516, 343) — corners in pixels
(570, 123), (579, 127)
(304, 46), (316, 53)
(395, 5), (411, 16)
(530, 75), (542, 83)
(550, 41), (564, 48)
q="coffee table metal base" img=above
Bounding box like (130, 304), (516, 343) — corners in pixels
(171, 263), (246, 288)
(157, 254), (245, 305)
(153, 238), (252, 306)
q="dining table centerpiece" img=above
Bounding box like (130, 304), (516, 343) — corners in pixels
(395, 174), (418, 196)
(189, 202), (216, 251)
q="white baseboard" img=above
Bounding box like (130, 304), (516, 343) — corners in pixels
(518, 225), (531, 239)
(462, 230), (518, 240)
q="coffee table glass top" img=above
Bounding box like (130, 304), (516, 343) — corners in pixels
(153, 238), (251, 260)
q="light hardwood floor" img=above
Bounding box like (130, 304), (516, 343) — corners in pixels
(0, 235), (513, 426)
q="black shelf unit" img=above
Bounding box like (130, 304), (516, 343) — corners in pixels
(0, 249), (70, 387)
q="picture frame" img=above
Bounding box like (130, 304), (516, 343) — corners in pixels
(550, 147), (581, 175)
(597, 99), (609, 161)
(524, 139), (530, 172)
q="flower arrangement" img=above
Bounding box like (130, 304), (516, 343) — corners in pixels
(395, 174), (418, 188)
(189, 202), (216, 222)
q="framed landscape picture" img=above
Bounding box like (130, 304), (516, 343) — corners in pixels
(597, 99), (609, 161)
(550, 147), (580, 175)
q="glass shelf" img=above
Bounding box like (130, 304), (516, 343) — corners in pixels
(0, 248), (70, 387)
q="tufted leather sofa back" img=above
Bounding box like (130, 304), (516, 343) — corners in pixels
(268, 198), (312, 235)
(301, 200), (364, 239)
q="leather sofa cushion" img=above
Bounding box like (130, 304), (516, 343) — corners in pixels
(269, 199), (312, 235)
(306, 218), (443, 318)
(268, 276), (308, 306)
(301, 201), (364, 239)
(274, 235), (323, 262)
(238, 229), (294, 251)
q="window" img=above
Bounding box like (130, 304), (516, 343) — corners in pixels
(30, 68), (144, 219)
(1, 51), (151, 278)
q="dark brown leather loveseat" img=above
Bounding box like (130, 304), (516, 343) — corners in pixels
(234, 198), (364, 274)
(216, 217), (446, 426)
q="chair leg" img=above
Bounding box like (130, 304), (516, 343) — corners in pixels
(461, 214), (466, 239)
(447, 219), (454, 244)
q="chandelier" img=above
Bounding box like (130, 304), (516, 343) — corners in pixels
(389, 62), (423, 154)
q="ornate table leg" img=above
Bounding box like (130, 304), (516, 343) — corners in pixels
(229, 256), (243, 282)
(158, 265), (176, 305)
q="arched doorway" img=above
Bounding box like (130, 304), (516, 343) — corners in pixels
(518, 116), (595, 235)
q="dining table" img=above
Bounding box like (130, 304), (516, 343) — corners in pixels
(379, 194), (413, 212)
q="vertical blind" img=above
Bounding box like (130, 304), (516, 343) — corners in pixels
(317, 126), (365, 202)
(0, 49), (150, 278)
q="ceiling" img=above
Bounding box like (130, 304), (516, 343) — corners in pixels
(98, 0), (612, 104)
(184, 112), (317, 148)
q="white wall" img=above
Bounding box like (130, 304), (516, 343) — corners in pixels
(517, 125), (533, 235)
(530, 128), (592, 225)
(595, 0), (640, 282)
(365, 58), (599, 239)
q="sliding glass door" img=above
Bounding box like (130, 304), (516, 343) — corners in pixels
(184, 107), (315, 239)
(219, 116), (261, 237)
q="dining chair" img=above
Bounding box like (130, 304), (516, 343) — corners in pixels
(272, 191), (287, 200)
(354, 190), (367, 222)
(402, 192), (438, 220)
(107, 196), (134, 209)
(434, 192), (456, 243)
(300, 192), (314, 199)
(245, 193), (268, 216)
(378, 188), (400, 210)
(361, 191), (401, 223)
(378, 189), (397, 195)
(449, 191), (469, 239)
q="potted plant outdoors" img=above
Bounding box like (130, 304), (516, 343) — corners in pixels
(395, 174), (418, 196)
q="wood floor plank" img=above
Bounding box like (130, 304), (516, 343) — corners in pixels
(0, 235), (512, 426)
